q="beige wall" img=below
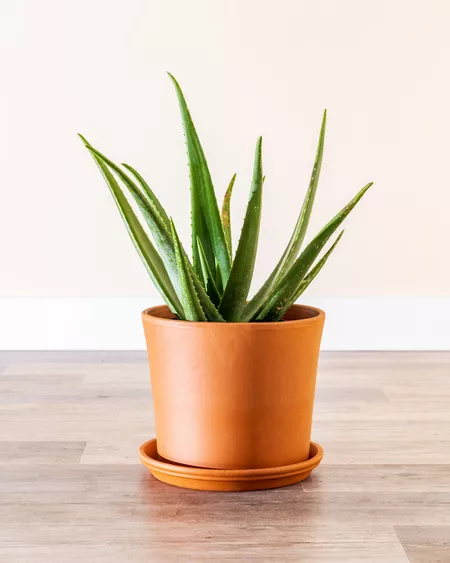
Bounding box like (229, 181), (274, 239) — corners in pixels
(1, 0), (449, 301)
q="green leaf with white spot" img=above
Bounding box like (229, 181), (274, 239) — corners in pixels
(219, 138), (263, 321)
(240, 110), (326, 321)
(257, 182), (373, 321)
(168, 73), (231, 284)
(171, 219), (207, 321)
(221, 173), (236, 260)
(79, 135), (183, 318)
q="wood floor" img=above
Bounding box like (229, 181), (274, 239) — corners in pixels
(0, 351), (449, 562)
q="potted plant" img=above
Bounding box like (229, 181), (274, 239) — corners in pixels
(80, 74), (373, 491)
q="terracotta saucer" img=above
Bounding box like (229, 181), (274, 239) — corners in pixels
(139, 439), (323, 491)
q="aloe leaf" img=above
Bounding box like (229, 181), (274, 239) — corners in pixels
(85, 145), (182, 297)
(170, 220), (207, 321)
(196, 238), (209, 289)
(168, 73), (231, 283)
(221, 173), (236, 259)
(295, 230), (344, 298)
(79, 135), (184, 318)
(196, 237), (221, 305)
(257, 182), (373, 321)
(121, 163), (171, 229)
(190, 269), (225, 321)
(219, 138), (263, 321)
(239, 111), (326, 322)
(213, 263), (221, 293)
(191, 189), (215, 278)
(86, 141), (225, 322)
(280, 109), (327, 275)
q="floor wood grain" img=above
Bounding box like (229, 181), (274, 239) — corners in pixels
(395, 526), (450, 563)
(0, 351), (449, 562)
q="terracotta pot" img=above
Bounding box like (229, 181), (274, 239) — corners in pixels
(142, 304), (325, 470)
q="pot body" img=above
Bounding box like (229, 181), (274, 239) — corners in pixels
(142, 304), (325, 470)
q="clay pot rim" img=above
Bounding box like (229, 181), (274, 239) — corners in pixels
(142, 303), (325, 329)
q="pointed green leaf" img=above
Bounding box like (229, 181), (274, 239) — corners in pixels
(196, 237), (221, 306)
(79, 135), (184, 318)
(170, 220), (207, 321)
(257, 182), (373, 321)
(221, 173), (236, 259)
(239, 111), (326, 321)
(190, 268), (225, 321)
(85, 145), (182, 299)
(295, 230), (344, 298)
(196, 238), (209, 289)
(280, 109), (327, 275)
(168, 73), (231, 283)
(215, 263), (223, 295)
(84, 141), (224, 321)
(191, 191), (214, 278)
(121, 163), (171, 229)
(219, 138), (263, 321)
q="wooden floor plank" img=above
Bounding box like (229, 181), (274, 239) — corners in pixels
(0, 351), (449, 561)
(303, 464), (450, 492)
(395, 525), (450, 563)
(318, 440), (450, 464)
(0, 441), (86, 464)
(0, 542), (410, 563)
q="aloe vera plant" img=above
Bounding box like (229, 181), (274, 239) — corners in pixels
(80, 74), (373, 322)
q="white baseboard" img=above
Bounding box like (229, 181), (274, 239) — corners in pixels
(0, 297), (448, 351)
